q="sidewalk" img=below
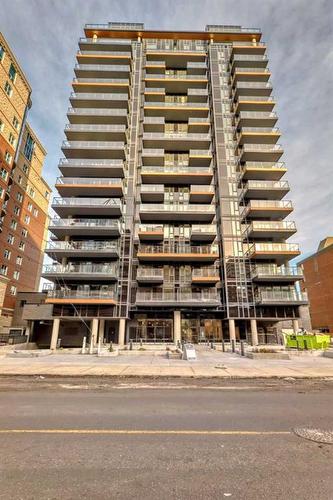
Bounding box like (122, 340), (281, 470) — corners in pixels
(0, 347), (332, 378)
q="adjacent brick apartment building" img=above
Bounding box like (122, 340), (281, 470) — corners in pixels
(0, 32), (50, 334)
(300, 238), (333, 334)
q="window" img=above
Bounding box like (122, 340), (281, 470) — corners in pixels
(13, 270), (20, 280)
(4, 151), (12, 164)
(24, 215), (30, 224)
(10, 219), (17, 230)
(7, 233), (14, 244)
(45, 191), (50, 199)
(33, 208), (39, 217)
(8, 64), (17, 83)
(18, 175), (22, 185)
(23, 133), (35, 161)
(29, 187), (35, 198)
(0, 265), (8, 277)
(0, 44), (4, 62)
(18, 241), (25, 251)
(13, 205), (20, 216)
(16, 256), (23, 266)
(8, 132), (16, 147)
(12, 116), (19, 130)
(4, 81), (12, 97)
(0, 186), (3, 199)
(0, 167), (8, 180)
(22, 164), (28, 174)
(16, 192), (23, 203)
(4, 249), (11, 260)
(0, 119), (4, 132)
(10, 285), (17, 296)
(21, 228), (28, 237)
(27, 202), (33, 212)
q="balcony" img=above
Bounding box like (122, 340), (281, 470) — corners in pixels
(236, 112), (278, 127)
(241, 200), (293, 220)
(58, 159), (125, 177)
(74, 64), (130, 78)
(140, 184), (164, 202)
(79, 37), (132, 52)
(137, 244), (219, 262)
(191, 267), (220, 284)
(251, 265), (303, 283)
(232, 82), (272, 97)
(55, 177), (123, 197)
(62, 140), (126, 160)
(67, 107), (128, 125)
(246, 243), (300, 263)
(143, 116), (165, 132)
(187, 88), (208, 101)
(234, 96), (275, 113)
(241, 180), (289, 200)
(189, 184), (214, 202)
(236, 127), (280, 145)
(42, 263), (119, 282)
(136, 267), (164, 284)
(45, 287), (118, 305)
(51, 197), (122, 217)
(141, 149), (165, 166)
(145, 73), (208, 92)
(137, 224), (164, 241)
(142, 132), (211, 150)
(231, 67), (271, 83)
(49, 218), (121, 238)
(144, 101), (209, 120)
(255, 289), (308, 305)
(231, 54), (268, 69)
(231, 42), (266, 55)
(191, 224), (217, 242)
(69, 92), (129, 108)
(188, 149), (212, 166)
(72, 78), (130, 94)
(76, 50), (132, 64)
(239, 144), (283, 162)
(45, 241), (120, 260)
(140, 166), (213, 184)
(239, 162), (287, 180)
(188, 117), (210, 133)
(139, 203), (215, 222)
(244, 221), (297, 240)
(135, 289), (220, 307)
(64, 124), (126, 141)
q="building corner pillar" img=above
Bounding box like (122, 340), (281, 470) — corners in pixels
(174, 310), (181, 346)
(292, 319), (299, 333)
(91, 318), (99, 347)
(118, 318), (126, 346)
(250, 319), (259, 346)
(50, 318), (60, 350)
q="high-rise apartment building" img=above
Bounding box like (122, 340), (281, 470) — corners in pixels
(41, 22), (309, 349)
(0, 32), (51, 334)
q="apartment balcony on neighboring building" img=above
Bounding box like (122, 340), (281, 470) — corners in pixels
(49, 218), (121, 238)
(234, 96), (276, 113)
(186, 62), (207, 75)
(67, 107), (128, 125)
(239, 161), (287, 180)
(243, 221), (297, 240)
(137, 224), (164, 241)
(190, 224), (217, 242)
(231, 67), (271, 84)
(238, 143), (284, 162)
(74, 64), (131, 78)
(188, 149), (212, 166)
(136, 267), (164, 284)
(236, 127), (280, 145)
(232, 82), (273, 98)
(142, 132), (211, 150)
(139, 203), (215, 222)
(241, 200), (293, 220)
(137, 244), (219, 262)
(58, 159), (125, 177)
(78, 37), (132, 52)
(135, 288), (220, 307)
(45, 286), (118, 305)
(45, 240), (120, 260)
(52, 197), (122, 217)
(255, 288), (308, 305)
(69, 92), (129, 108)
(240, 180), (289, 200)
(188, 117), (211, 133)
(140, 184), (165, 202)
(144, 101), (209, 120)
(140, 165), (213, 184)
(191, 267), (220, 284)
(236, 111), (278, 128)
(72, 78), (130, 94)
(230, 54), (269, 70)
(187, 88), (208, 102)
(64, 124), (127, 141)
(189, 184), (215, 202)
(76, 50), (132, 65)
(231, 42), (267, 55)
(251, 264), (304, 283)
(61, 140), (126, 160)
(245, 243), (301, 262)
(55, 177), (123, 197)
(145, 73), (208, 93)
(42, 262), (119, 282)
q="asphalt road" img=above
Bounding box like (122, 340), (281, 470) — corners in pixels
(0, 378), (332, 500)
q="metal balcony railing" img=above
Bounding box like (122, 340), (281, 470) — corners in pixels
(73, 78), (129, 84)
(64, 124), (126, 132)
(241, 161), (285, 169)
(138, 244), (219, 254)
(190, 149), (212, 156)
(49, 218), (120, 229)
(136, 267), (164, 279)
(233, 67), (270, 73)
(190, 185), (214, 193)
(46, 288), (118, 300)
(59, 158), (124, 166)
(144, 101), (208, 108)
(246, 221), (296, 232)
(239, 127), (279, 134)
(146, 74), (207, 80)
(244, 180), (289, 189)
(235, 82), (272, 89)
(140, 184), (164, 193)
(46, 241), (120, 252)
(62, 140), (125, 149)
(70, 92), (128, 100)
(139, 204), (215, 213)
(240, 144), (283, 153)
(136, 289), (219, 303)
(237, 111), (277, 120)
(252, 264), (303, 278)
(191, 224), (217, 234)
(138, 224), (164, 233)
(247, 243), (300, 254)
(75, 64), (130, 72)
(232, 55), (268, 62)
(256, 290), (308, 302)
(143, 132), (211, 140)
(192, 267), (220, 277)
(67, 107), (128, 116)
(52, 197), (122, 207)
(141, 166), (212, 174)
(236, 96), (274, 102)
(188, 117), (210, 124)
(245, 200), (292, 209)
(232, 41), (266, 47)
(43, 263), (118, 274)
(55, 177), (123, 186)
(80, 37), (132, 46)
(77, 50), (131, 57)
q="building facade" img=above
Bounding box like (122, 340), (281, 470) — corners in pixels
(300, 238), (333, 334)
(0, 32), (50, 333)
(40, 22), (308, 349)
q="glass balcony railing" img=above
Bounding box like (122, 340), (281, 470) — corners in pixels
(141, 166), (212, 174)
(136, 289), (219, 303)
(241, 161), (285, 170)
(146, 74), (207, 80)
(138, 224), (164, 233)
(52, 197), (122, 207)
(56, 177), (123, 186)
(144, 101), (208, 108)
(232, 55), (268, 62)
(243, 180), (289, 190)
(139, 204), (215, 213)
(77, 50), (131, 57)
(239, 127), (280, 134)
(235, 82), (272, 90)
(245, 221), (296, 232)
(73, 78), (129, 85)
(256, 290), (308, 303)
(247, 243), (300, 254)
(75, 64), (130, 72)
(140, 184), (164, 193)
(138, 244), (219, 255)
(46, 241), (119, 252)
(244, 200), (292, 209)
(49, 218), (120, 230)
(62, 140), (125, 149)
(70, 92), (129, 101)
(64, 124), (126, 133)
(67, 107), (128, 117)
(236, 95), (274, 102)
(233, 67), (270, 73)
(252, 265), (303, 278)
(46, 288), (117, 300)
(237, 111), (278, 120)
(136, 267), (164, 279)
(240, 144), (283, 152)
(192, 267), (220, 278)
(43, 263), (118, 275)
(143, 132), (211, 140)
(59, 158), (124, 167)
(191, 224), (217, 234)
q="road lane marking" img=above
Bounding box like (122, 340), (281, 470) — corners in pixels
(0, 429), (291, 435)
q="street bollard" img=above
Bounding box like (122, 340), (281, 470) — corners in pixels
(210, 341), (214, 349)
(222, 339), (225, 352)
(296, 338), (300, 351)
(304, 339), (308, 350)
(81, 336), (86, 355)
(240, 340), (245, 357)
(231, 339), (236, 353)
(109, 341), (113, 352)
(140, 338), (143, 347)
(98, 336), (102, 355)
(129, 340), (133, 350)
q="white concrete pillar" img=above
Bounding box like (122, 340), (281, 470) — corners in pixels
(174, 310), (181, 346)
(118, 318), (126, 346)
(229, 319), (236, 342)
(91, 318), (99, 347)
(292, 319), (299, 333)
(50, 318), (60, 350)
(250, 319), (259, 346)
(98, 319), (105, 343)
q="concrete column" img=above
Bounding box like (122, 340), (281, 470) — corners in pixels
(91, 318), (99, 347)
(50, 319), (60, 350)
(250, 319), (259, 346)
(229, 319), (236, 342)
(98, 319), (105, 343)
(118, 318), (126, 346)
(174, 310), (181, 346)
(292, 319), (299, 333)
